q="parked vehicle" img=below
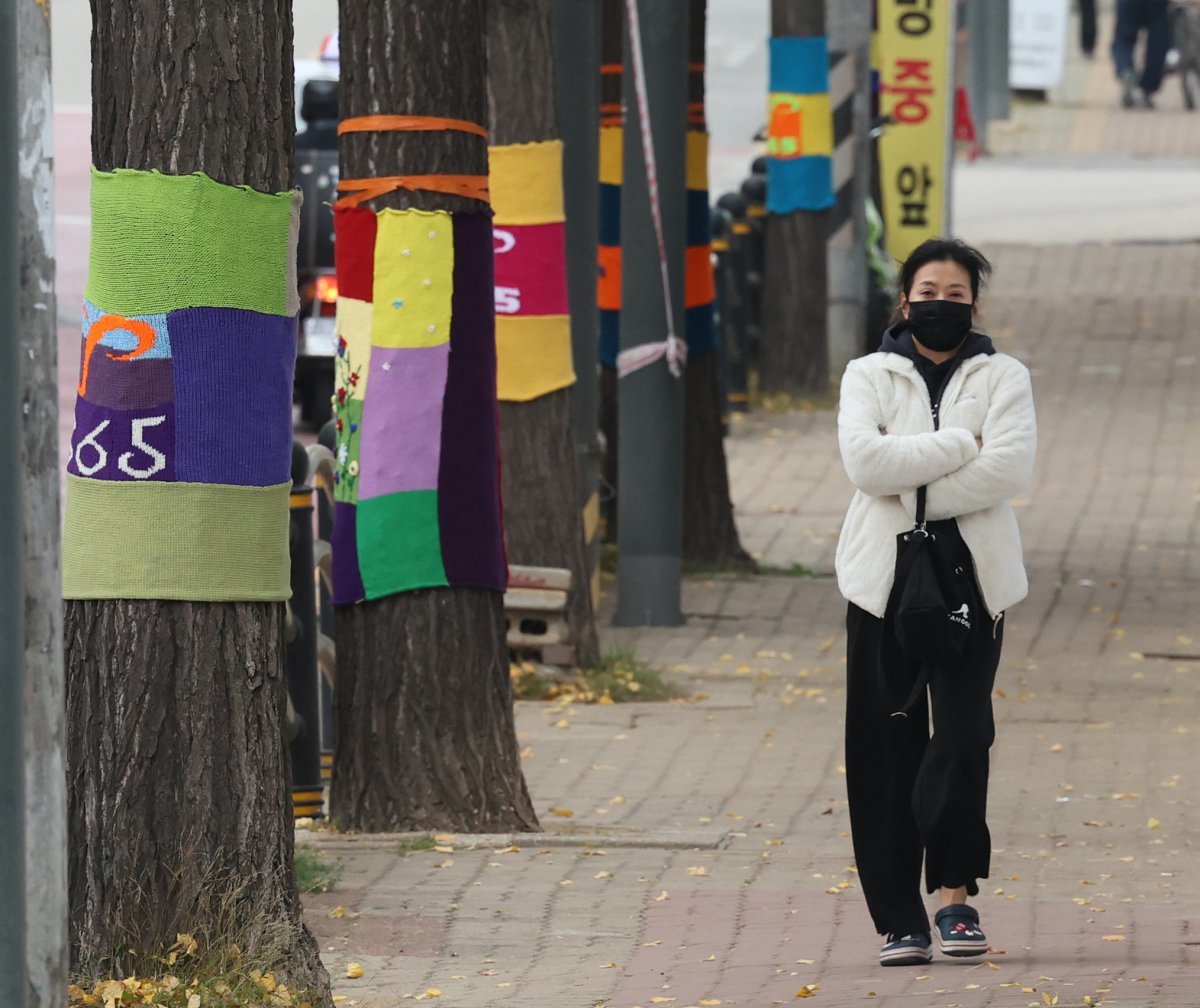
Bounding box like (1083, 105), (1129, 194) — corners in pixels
(293, 66), (339, 428)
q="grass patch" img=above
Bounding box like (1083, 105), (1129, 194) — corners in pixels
(758, 562), (822, 578)
(69, 860), (328, 1007)
(396, 835), (439, 857)
(511, 648), (683, 704)
(294, 844), (341, 894)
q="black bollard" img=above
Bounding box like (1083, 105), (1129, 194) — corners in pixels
(738, 173), (768, 359)
(711, 203), (750, 415)
(310, 437), (337, 786)
(287, 440), (324, 818)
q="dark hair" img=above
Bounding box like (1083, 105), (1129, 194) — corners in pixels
(898, 238), (992, 303)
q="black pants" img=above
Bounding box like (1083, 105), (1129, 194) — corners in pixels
(845, 602), (1003, 937)
(1080, 0), (1098, 56)
(1112, 0), (1171, 95)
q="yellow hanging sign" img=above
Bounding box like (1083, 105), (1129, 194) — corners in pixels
(876, 0), (955, 264)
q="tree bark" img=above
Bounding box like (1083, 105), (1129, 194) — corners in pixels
(330, 0), (539, 834)
(19, 1), (67, 1002)
(681, 0), (754, 572)
(489, 0), (600, 669)
(761, 0), (830, 396)
(67, 2), (330, 999)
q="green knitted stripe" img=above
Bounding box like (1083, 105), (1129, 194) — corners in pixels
(86, 167), (301, 317)
(63, 475), (291, 601)
(357, 491), (448, 599)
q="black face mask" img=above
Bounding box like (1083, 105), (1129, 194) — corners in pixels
(907, 299), (974, 352)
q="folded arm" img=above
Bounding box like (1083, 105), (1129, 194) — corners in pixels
(838, 360), (979, 498)
(906, 361), (1037, 520)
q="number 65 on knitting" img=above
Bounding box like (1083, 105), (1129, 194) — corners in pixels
(74, 416), (168, 480)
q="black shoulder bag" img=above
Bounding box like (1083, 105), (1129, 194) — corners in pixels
(892, 485), (975, 667)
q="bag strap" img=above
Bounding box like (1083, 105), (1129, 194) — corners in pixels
(915, 484), (927, 527)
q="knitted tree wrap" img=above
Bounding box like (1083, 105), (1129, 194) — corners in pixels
(330, 207), (506, 605)
(63, 168), (299, 601)
(489, 140), (576, 402)
(596, 127), (717, 368)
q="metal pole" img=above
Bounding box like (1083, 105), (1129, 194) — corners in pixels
(987, 0), (1011, 124)
(554, 0), (603, 605)
(965, 0), (990, 132)
(0, 0), (27, 994)
(614, 0), (686, 627)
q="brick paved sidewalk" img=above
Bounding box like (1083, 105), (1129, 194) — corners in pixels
(988, 4), (1200, 159)
(302, 239), (1200, 1007)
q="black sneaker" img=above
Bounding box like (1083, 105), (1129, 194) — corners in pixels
(879, 931), (933, 967)
(934, 904), (989, 957)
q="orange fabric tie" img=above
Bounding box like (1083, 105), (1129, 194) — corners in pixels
(333, 114), (490, 207)
(335, 174), (490, 209)
(338, 114), (489, 139)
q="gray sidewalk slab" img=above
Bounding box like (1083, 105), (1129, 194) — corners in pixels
(304, 241), (1200, 1006)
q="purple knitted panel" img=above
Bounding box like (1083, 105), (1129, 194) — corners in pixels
(68, 396), (176, 481)
(169, 307), (296, 487)
(330, 501), (365, 604)
(438, 212), (507, 592)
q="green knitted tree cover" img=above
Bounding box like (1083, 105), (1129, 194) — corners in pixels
(63, 168), (300, 601)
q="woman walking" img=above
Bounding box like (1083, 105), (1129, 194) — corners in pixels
(835, 239), (1036, 967)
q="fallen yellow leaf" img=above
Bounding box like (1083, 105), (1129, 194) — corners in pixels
(795, 983), (820, 998)
(345, 963), (364, 979)
(650, 998), (676, 1004)
(688, 866), (709, 877)
(550, 807), (574, 817)
(438, 859), (454, 868)
(1148, 818), (1162, 830)
(699, 1001), (723, 1006)
(599, 962), (618, 969)
(1102, 934), (1126, 941)
(328, 905), (346, 918)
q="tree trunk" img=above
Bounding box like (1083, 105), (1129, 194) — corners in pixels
(761, 0), (830, 396)
(67, 2), (330, 1000)
(19, 1), (67, 1002)
(330, 0), (539, 834)
(489, 0), (600, 669)
(681, 0), (754, 572)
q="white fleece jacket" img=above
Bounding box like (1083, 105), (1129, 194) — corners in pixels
(834, 349), (1037, 619)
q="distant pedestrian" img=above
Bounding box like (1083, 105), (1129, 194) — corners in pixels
(834, 239), (1037, 968)
(1112, 0), (1172, 107)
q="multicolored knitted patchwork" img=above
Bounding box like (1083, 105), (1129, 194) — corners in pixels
(63, 168), (299, 601)
(330, 206), (506, 604)
(766, 36), (836, 214)
(597, 126), (717, 368)
(489, 140), (577, 402)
